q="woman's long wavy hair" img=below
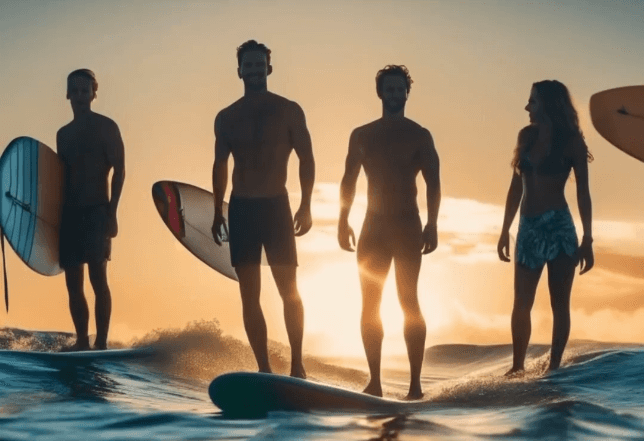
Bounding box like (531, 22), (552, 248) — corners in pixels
(512, 80), (593, 170)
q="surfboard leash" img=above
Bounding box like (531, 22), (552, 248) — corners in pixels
(0, 227), (7, 312)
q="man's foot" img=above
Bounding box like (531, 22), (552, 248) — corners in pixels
(504, 366), (525, 377)
(290, 364), (306, 379)
(93, 342), (108, 351)
(404, 385), (424, 400)
(60, 340), (91, 352)
(362, 380), (383, 397)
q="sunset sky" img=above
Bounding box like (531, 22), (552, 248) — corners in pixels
(1, 0), (643, 357)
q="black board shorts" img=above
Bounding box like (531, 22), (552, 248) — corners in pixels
(59, 204), (111, 269)
(228, 194), (297, 267)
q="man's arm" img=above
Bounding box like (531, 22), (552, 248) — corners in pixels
(419, 129), (440, 229)
(337, 128), (363, 252)
(212, 112), (231, 244)
(340, 129), (363, 223)
(106, 122), (125, 237)
(419, 129), (440, 254)
(213, 112), (231, 215)
(55, 130), (67, 205)
(290, 102), (315, 236)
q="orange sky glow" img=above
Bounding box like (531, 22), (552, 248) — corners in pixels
(1, 1), (643, 357)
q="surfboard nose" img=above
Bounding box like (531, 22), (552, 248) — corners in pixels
(209, 372), (274, 418)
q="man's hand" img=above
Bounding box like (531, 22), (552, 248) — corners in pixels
(497, 230), (511, 262)
(578, 236), (594, 275)
(107, 210), (118, 238)
(212, 212), (228, 246)
(293, 205), (312, 236)
(421, 223), (438, 254)
(338, 219), (356, 252)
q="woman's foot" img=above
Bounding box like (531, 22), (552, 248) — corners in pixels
(504, 366), (525, 377)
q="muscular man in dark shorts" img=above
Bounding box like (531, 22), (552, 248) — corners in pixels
(57, 69), (125, 351)
(338, 65), (440, 399)
(211, 41), (315, 378)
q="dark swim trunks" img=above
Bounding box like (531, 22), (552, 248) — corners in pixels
(59, 204), (111, 269)
(228, 194), (297, 267)
(357, 211), (423, 266)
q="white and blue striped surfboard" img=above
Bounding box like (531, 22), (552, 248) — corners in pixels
(0, 136), (64, 278)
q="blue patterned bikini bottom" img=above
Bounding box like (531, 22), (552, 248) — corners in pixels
(515, 208), (578, 270)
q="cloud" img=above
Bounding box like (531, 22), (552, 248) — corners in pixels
(288, 182), (644, 348)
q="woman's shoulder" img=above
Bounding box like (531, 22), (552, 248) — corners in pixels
(517, 125), (538, 142)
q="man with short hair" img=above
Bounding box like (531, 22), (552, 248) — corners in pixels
(211, 40), (315, 378)
(338, 65), (440, 399)
(57, 69), (125, 351)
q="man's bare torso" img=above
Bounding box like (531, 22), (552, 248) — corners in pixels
(218, 92), (297, 198)
(356, 118), (430, 215)
(57, 112), (117, 207)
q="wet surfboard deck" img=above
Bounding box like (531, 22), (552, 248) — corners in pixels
(0, 347), (154, 362)
(209, 372), (417, 417)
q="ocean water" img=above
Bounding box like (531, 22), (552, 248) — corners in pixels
(1, 322), (644, 440)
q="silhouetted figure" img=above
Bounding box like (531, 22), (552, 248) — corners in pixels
(211, 40), (315, 379)
(338, 66), (441, 399)
(498, 80), (594, 375)
(57, 69), (125, 351)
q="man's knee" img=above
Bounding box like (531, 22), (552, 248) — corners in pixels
(88, 262), (109, 292)
(403, 304), (424, 324)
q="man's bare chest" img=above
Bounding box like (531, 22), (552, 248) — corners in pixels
(363, 136), (419, 170)
(61, 134), (106, 167)
(225, 107), (287, 146)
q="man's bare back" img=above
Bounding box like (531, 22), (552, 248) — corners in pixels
(217, 92), (306, 198)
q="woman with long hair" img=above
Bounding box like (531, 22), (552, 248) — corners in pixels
(498, 80), (594, 374)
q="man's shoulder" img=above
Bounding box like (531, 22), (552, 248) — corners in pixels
(216, 98), (244, 124)
(352, 120), (379, 138)
(403, 118), (430, 135)
(57, 122), (73, 138)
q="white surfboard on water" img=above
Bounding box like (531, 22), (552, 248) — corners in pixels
(0, 347), (154, 362)
(209, 372), (420, 416)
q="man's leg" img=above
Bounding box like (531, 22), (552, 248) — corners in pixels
(270, 265), (306, 378)
(64, 265), (90, 351)
(88, 260), (111, 350)
(357, 251), (391, 397)
(394, 255), (425, 400)
(236, 264), (271, 373)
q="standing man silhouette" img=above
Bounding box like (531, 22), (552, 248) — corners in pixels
(57, 69), (125, 351)
(338, 65), (440, 399)
(212, 40), (315, 378)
